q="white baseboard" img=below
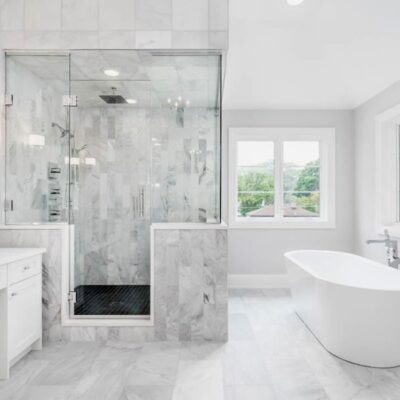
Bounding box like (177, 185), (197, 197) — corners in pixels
(228, 274), (289, 289)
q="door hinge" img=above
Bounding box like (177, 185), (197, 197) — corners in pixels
(63, 95), (78, 107)
(4, 94), (13, 106)
(68, 291), (76, 303)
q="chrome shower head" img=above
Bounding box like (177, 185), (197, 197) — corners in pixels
(51, 122), (71, 138)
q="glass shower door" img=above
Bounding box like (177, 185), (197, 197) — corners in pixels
(68, 64), (152, 317)
(5, 54), (70, 224)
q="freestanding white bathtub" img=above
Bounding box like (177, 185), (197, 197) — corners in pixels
(285, 250), (400, 368)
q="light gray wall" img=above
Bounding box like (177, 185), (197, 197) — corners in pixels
(354, 81), (400, 263)
(222, 110), (355, 275)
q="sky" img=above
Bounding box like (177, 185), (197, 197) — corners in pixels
(238, 141), (319, 166)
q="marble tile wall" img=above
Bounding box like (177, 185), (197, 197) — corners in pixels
(71, 105), (151, 287)
(5, 56), (69, 224)
(154, 229), (228, 341)
(0, 0), (229, 50)
(71, 104), (220, 288)
(151, 107), (221, 223)
(0, 227), (228, 342)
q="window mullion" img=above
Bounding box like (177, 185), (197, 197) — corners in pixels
(274, 139), (283, 221)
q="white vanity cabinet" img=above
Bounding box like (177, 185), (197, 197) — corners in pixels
(0, 249), (45, 379)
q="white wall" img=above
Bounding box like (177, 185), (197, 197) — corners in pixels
(354, 81), (400, 263)
(223, 110), (355, 275)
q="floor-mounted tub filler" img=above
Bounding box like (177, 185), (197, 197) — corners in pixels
(285, 250), (400, 368)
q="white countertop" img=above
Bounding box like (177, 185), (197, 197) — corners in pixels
(0, 248), (46, 265)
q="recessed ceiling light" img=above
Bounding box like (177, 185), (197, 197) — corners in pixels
(126, 98), (137, 104)
(287, 0), (304, 5)
(103, 68), (120, 77)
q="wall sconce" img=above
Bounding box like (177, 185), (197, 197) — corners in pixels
(29, 134), (45, 146)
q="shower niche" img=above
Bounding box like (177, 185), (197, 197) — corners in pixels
(4, 50), (222, 321)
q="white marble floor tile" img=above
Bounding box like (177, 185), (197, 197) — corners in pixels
(12, 385), (72, 400)
(31, 343), (100, 386)
(68, 359), (126, 400)
(2, 290), (400, 400)
(228, 313), (256, 341)
(124, 343), (180, 386)
(0, 359), (50, 399)
(223, 340), (270, 385)
(180, 342), (225, 361)
(123, 385), (174, 400)
(224, 385), (276, 400)
(172, 360), (224, 400)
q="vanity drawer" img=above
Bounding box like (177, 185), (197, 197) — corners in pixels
(0, 266), (7, 289)
(8, 256), (41, 285)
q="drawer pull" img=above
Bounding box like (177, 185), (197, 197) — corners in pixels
(10, 292), (17, 297)
(23, 266), (30, 271)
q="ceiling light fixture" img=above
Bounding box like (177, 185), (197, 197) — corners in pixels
(287, 0), (304, 5)
(126, 98), (137, 104)
(103, 68), (120, 77)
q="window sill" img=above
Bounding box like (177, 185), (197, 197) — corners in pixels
(229, 218), (335, 229)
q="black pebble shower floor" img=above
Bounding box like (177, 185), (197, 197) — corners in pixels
(74, 285), (150, 316)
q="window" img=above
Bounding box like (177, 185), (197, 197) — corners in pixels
(229, 128), (335, 228)
(375, 105), (400, 237)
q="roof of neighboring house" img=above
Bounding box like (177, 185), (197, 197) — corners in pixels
(246, 204), (319, 217)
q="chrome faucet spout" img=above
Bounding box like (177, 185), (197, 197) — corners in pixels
(366, 229), (400, 269)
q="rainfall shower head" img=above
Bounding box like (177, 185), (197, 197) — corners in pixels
(99, 87), (127, 104)
(51, 122), (71, 138)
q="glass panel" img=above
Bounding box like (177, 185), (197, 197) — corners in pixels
(69, 51), (152, 317)
(5, 55), (70, 224)
(237, 141), (275, 218)
(283, 141), (320, 218)
(68, 50), (221, 318)
(149, 54), (221, 223)
(398, 126), (400, 222)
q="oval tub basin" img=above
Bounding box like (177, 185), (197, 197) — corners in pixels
(285, 250), (400, 368)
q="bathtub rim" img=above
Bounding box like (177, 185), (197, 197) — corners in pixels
(284, 249), (400, 292)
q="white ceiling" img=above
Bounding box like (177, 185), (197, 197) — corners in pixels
(224, 0), (400, 110)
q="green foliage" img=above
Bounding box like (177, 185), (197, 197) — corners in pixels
(237, 170), (274, 216)
(294, 160), (320, 196)
(292, 160), (320, 214)
(237, 160), (320, 217)
(295, 192), (320, 213)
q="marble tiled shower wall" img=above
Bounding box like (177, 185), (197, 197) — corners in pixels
(5, 57), (69, 224)
(0, 227), (228, 342)
(151, 107), (220, 223)
(72, 106), (151, 287)
(0, 0), (228, 50)
(72, 105), (220, 288)
(154, 229), (228, 341)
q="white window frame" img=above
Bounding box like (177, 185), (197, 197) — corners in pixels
(228, 127), (336, 229)
(375, 104), (400, 238)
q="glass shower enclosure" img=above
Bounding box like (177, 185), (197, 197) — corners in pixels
(4, 50), (222, 320)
